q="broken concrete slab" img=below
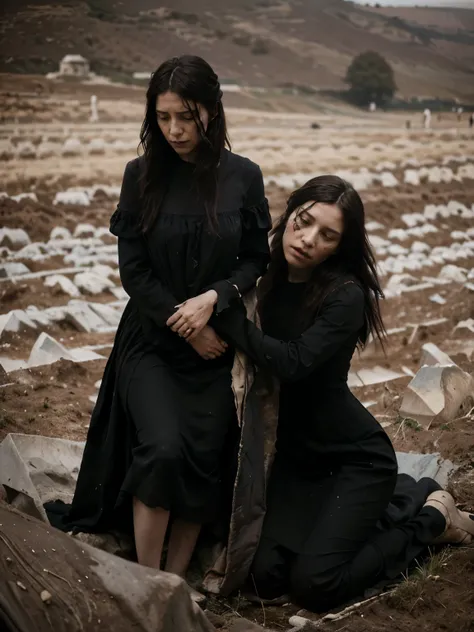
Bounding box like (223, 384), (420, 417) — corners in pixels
(110, 286), (129, 300)
(0, 310), (37, 339)
(49, 226), (72, 241)
(429, 293), (446, 305)
(438, 264), (467, 283)
(73, 222), (96, 238)
(44, 273), (82, 297)
(348, 372), (364, 388)
(399, 365), (474, 429)
(356, 366), (405, 387)
(27, 333), (74, 367)
(0, 357), (28, 373)
(69, 348), (106, 363)
(73, 270), (115, 294)
(454, 318), (474, 335)
(420, 343), (456, 368)
(0, 262), (31, 278)
(396, 451), (457, 488)
(65, 300), (108, 333)
(0, 227), (31, 250)
(0, 501), (215, 632)
(88, 301), (122, 327)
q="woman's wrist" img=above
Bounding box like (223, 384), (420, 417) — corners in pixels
(205, 289), (218, 305)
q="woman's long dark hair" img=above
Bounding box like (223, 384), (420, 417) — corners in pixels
(258, 175), (386, 348)
(138, 55), (231, 233)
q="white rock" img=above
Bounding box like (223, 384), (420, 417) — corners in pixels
(438, 265), (467, 284)
(365, 221), (385, 232)
(25, 306), (52, 327)
(87, 138), (107, 155)
(0, 311), (35, 338)
(53, 191), (90, 206)
(37, 142), (59, 159)
(74, 271), (115, 295)
(0, 262), (31, 278)
(404, 169), (421, 186)
(50, 227), (72, 241)
(90, 264), (117, 279)
(0, 228), (31, 250)
(411, 241), (430, 254)
(62, 137), (82, 156)
(429, 294), (446, 305)
(44, 274), (81, 297)
(16, 141), (36, 159)
(73, 223), (96, 238)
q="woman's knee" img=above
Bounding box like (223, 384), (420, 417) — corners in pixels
(290, 557), (342, 612)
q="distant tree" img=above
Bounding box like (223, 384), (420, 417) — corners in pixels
(345, 51), (397, 106)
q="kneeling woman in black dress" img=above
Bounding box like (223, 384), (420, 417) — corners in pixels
(214, 175), (474, 612)
(56, 56), (271, 580)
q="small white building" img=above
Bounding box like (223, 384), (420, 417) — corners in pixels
(59, 55), (90, 77)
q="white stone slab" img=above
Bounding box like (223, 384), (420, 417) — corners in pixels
(88, 302), (122, 327)
(356, 366), (405, 387)
(0, 262), (31, 278)
(110, 286), (129, 300)
(44, 274), (82, 297)
(28, 333), (74, 367)
(420, 343), (456, 368)
(65, 301), (108, 333)
(0, 357), (28, 372)
(0, 228), (31, 250)
(69, 348), (106, 362)
(73, 271), (115, 295)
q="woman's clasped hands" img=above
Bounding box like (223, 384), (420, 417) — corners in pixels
(166, 290), (228, 360)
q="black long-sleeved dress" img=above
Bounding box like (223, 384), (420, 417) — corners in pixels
(213, 279), (399, 549)
(213, 279), (445, 611)
(58, 150), (271, 532)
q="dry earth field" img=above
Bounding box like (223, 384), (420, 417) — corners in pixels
(0, 77), (473, 631)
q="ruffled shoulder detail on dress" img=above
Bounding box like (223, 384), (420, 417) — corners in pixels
(109, 206), (142, 239)
(240, 197), (272, 231)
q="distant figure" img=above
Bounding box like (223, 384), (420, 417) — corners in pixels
(310, 122), (321, 130)
(405, 119), (411, 130)
(90, 95), (99, 123)
(457, 106), (464, 122)
(369, 102), (376, 113)
(423, 108), (431, 130)
(469, 112), (474, 129)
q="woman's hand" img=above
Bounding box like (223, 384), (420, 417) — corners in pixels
(166, 290), (218, 340)
(188, 326), (228, 360)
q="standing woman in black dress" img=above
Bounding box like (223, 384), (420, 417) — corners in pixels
(56, 55), (271, 580)
(213, 175), (474, 611)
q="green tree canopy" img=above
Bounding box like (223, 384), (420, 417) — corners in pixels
(345, 51), (397, 106)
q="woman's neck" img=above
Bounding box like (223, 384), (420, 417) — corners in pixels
(287, 266), (312, 283)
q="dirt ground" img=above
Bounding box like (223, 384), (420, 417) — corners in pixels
(0, 75), (473, 632)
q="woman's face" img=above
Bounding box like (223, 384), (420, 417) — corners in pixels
(282, 201), (344, 275)
(156, 91), (210, 160)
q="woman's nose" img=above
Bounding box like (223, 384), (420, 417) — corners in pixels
(170, 119), (183, 137)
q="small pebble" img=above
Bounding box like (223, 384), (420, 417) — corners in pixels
(41, 590), (52, 604)
(16, 581), (27, 591)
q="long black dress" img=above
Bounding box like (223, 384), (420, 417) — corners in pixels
(213, 279), (446, 612)
(54, 150), (271, 533)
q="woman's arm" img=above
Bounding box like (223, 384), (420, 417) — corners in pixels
(206, 165), (272, 314)
(111, 160), (179, 327)
(213, 283), (365, 382)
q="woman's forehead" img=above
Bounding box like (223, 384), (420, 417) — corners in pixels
(156, 91), (200, 112)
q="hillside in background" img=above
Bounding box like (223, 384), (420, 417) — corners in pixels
(1, 0), (473, 100)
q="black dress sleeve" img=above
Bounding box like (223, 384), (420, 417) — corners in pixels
(206, 165), (272, 314)
(213, 283), (365, 382)
(110, 160), (178, 327)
